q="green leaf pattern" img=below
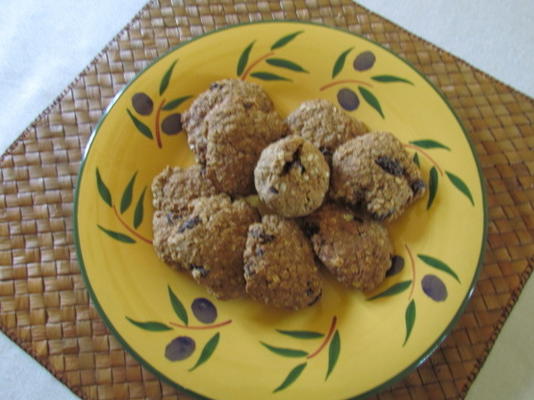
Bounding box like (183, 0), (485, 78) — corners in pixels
(159, 60), (178, 96)
(404, 300), (416, 346)
(250, 71), (291, 81)
(127, 109), (153, 139)
(446, 171), (475, 205)
(133, 188), (146, 229)
(418, 254), (460, 283)
(331, 47), (353, 78)
(275, 330), (324, 339)
(368, 280), (412, 300)
(97, 225), (135, 243)
(274, 363), (307, 393)
(189, 333), (220, 371)
(266, 58), (307, 72)
(261, 342), (308, 358)
(427, 166), (439, 209)
(237, 41), (255, 76)
(96, 168), (112, 207)
(126, 317), (171, 331)
(271, 31), (303, 50)
(168, 286), (189, 326)
(326, 330), (340, 380)
(120, 172), (137, 214)
(359, 86), (384, 118)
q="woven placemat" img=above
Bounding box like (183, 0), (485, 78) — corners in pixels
(1, 1), (533, 399)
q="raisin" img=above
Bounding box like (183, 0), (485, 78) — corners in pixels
(189, 264), (208, 277)
(255, 248), (265, 257)
(353, 215), (364, 223)
(319, 146), (333, 159)
(375, 156), (404, 176)
(411, 179), (426, 195)
(307, 290), (322, 306)
(177, 216), (201, 233)
(243, 262), (255, 277)
(281, 145), (305, 175)
(302, 221), (320, 237)
(166, 213), (175, 225)
(209, 82), (220, 90)
(269, 186), (279, 194)
(250, 228), (275, 244)
(371, 210), (394, 221)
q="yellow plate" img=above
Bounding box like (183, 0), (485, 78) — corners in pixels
(74, 22), (487, 399)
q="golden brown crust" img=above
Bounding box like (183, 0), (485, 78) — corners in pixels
(183, 79), (274, 165)
(254, 136), (330, 217)
(243, 215), (322, 310)
(205, 98), (287, 195)
(286, 99), (367, 161)
(304, 203), (393, 292)
(151, 165), (219, 213)
(166, 194), (259, 300)
(330, 132), (425, 221)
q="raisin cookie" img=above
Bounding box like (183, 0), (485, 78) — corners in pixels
(152, 210), (187, 268)
(183, 79), (274, 164)
(151, 165), (219, 213)
(205, 97), (287, 195)
(303, 203), (393, 292)
(243, 215), (322, 310)
(330, 132), (425, 221)
(166, 194), (259, 300)
(286, 99), (367, 160)
(254, 136), (330, 218)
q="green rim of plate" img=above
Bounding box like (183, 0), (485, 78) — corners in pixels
(73, 20), (488, 400)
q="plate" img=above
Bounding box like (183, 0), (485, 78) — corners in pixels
(74, 22), (487, 399)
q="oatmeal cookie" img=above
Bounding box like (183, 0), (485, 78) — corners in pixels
(254, 136), (329, 217)
(303, 203), (393, 292)
(151, 165), (218, 213)
(205, 98), (287, 195)
(330, 132), (425, 221)
(183, 79), (274, 164)
(243, 215), (322, 310)
(287, 99), (367, 160)
(166, 194), (259, 299)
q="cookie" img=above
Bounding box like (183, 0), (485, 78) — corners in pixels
(152, 210), (187, 268)
(183, 79), (274, 164)
(243, 215), (322, 310)
(205, 97), (287, 195)
(287, 99), (367, 161)
(151, 165), (219, 213)
(303, 203), (393, 292)
(330, 132), (425, 221)
(166, 194), (259, 300)
(254, 136), (330, 218)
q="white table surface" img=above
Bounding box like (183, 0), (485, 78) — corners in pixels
(1, 1), (533, 399)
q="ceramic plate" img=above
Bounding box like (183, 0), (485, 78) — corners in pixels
(74, 22), (487, 399)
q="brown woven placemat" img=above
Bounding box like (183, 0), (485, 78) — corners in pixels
(1, 1), (533, 399)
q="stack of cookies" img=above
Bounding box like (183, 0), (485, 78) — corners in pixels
(151, 79), (425, 310)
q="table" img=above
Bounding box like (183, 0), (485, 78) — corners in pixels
(1, 1), (533, 398)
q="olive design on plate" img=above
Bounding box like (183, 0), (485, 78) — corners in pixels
(165, 336), (196, 361)
(386, 255), (405, 277)
(131, 92), (154, 115)
(191, 297), (218, 324)
(161, 113), (183, 135)
(337, 88), (359, 111)
(353, 50), (376, 71)
(421, 274), (448, 302)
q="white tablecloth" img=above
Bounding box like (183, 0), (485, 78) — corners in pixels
(1, 1), (533, 398)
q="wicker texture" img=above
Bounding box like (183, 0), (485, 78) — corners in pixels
(1, 0), (533, 399)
